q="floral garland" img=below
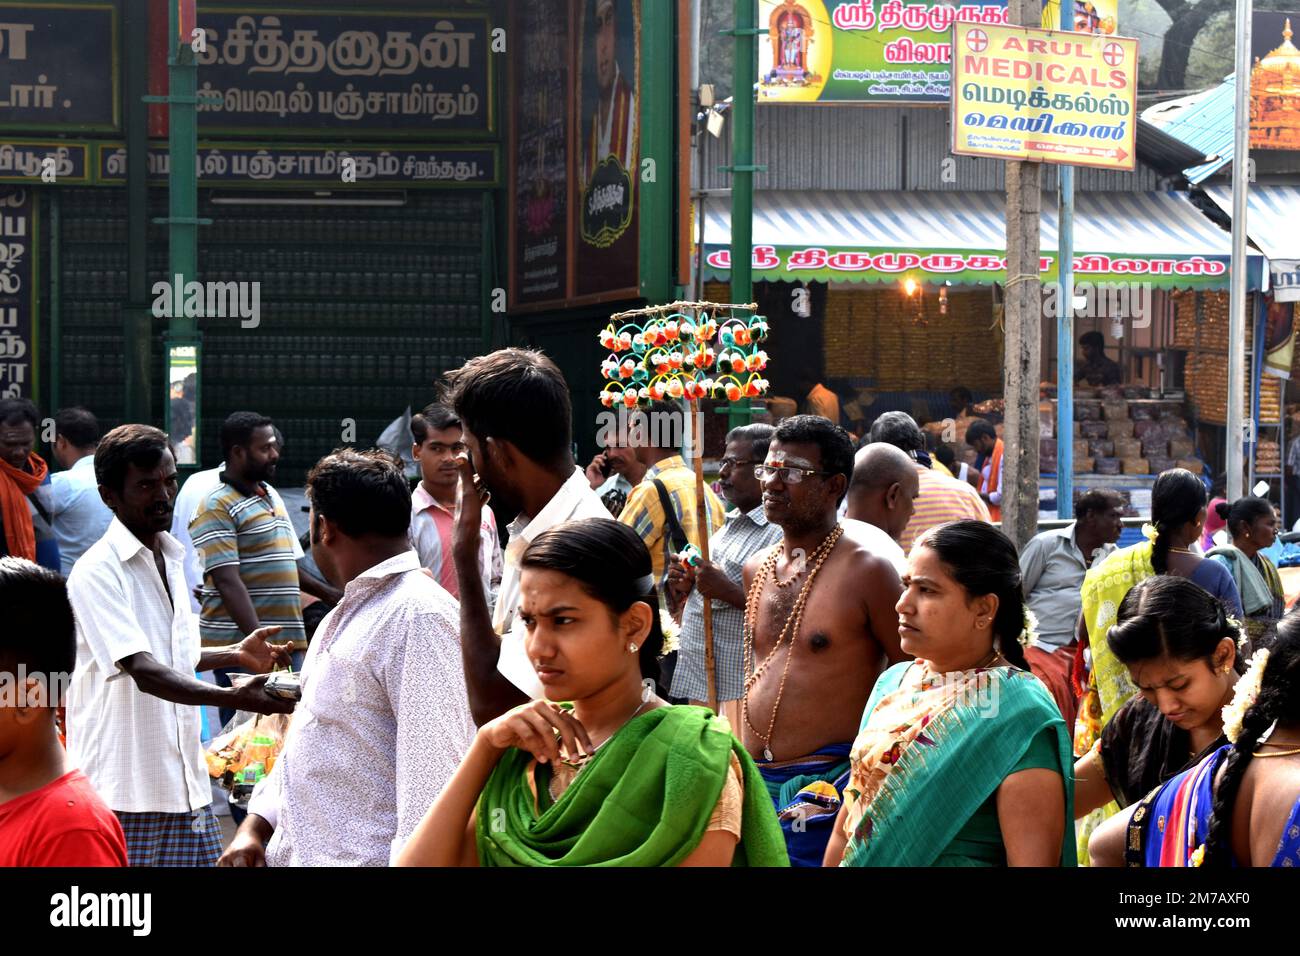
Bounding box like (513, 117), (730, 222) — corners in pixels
(1018, 605), (1039, 648)
(1221, 647), (1271, 744)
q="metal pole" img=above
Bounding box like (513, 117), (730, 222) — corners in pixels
(689, 0), (702, 297)
(729, 0), (758, 432)
(1250, 293), (1263, 490)
(1227, 0), (1253, 500)
(1056, 1), (1076, 521)
(122, 0), (151, 424)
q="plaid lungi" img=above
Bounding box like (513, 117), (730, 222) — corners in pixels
(114, 805), (222, 867)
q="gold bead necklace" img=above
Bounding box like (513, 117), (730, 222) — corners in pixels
(741, 524), (844, 762)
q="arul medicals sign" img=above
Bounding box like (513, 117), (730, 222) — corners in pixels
(951, 22), (1137, 170)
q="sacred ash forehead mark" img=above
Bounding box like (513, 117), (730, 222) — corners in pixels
(764, 451), (817, 470)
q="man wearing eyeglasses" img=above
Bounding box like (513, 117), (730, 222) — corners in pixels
(740, 415), (907, 866)
(665, 424), (783, 718)
(409, 403), (502, 603)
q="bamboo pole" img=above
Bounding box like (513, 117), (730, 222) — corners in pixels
(609, 300), (757, 321)
(689, 396), (718, 713)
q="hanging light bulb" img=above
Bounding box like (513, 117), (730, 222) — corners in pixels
(903, 278), (918, 297)
(938, 285), (949, 316)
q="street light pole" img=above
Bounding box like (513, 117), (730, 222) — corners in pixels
(1226, 0), (1253, 500)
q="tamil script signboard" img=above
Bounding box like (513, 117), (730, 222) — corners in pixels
(0, 186), (35, 399)
(702, 245), (1229, 289)
(0, 3), (118, 131)
(759, 0), (1009, 104)
(193, 9), (494, 135)
(0, 140), (91, 184)
(951, 22), (1137, 170)
(96, 143), (497, 187)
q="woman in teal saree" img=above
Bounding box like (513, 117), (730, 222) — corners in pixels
(824, 521), (1075, 867)
(396, 518), (788, 868)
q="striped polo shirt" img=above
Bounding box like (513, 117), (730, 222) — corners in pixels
(898, 464), (992, 555)
(191, 480), (305, 649)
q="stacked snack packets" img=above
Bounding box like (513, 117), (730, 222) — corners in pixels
(206, 713), (292, 804)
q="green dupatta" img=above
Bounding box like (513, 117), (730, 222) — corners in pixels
(841, 664), (1075, 868)
(474, 705), (789, 867)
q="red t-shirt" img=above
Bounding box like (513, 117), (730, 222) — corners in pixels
(0, 769), (127, 867)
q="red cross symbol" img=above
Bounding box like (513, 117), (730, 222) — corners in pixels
(1102, 42), (1125, 66)
(966, 28), (988, 53)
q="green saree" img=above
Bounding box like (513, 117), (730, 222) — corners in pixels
(475, 705), (789, 867)
(840, 663), (1076, 867)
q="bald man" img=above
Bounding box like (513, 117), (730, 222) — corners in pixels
(845, 442), (920, 543)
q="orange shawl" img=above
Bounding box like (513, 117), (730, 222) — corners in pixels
(0, 453), (48, 560)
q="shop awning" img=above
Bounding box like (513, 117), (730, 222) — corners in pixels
(701, 190), (1262, 290)
(1204, 185), (1300, 301)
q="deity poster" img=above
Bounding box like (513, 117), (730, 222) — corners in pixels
(574, 0), (641, 299)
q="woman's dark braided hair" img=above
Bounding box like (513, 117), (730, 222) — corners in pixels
(1203, 609), (1300, 866)
(1150, 468), (1208, 574)
(919, 520), (1030, 670)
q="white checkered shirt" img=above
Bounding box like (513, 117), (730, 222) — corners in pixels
(670, 504), (784, 702)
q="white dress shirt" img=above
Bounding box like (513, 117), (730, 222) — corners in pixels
(841, 518), (908, 575)
(249, 550), (475, 866)
(65, 518), (211, 814)
(493, 468), (613, 698)
(171, 464), (301, 613)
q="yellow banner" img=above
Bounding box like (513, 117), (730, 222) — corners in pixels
(951, 22), (1138, 170)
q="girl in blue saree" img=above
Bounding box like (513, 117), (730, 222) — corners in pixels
(1090, 610), (1300, 867)
(824, 521), (1075, 867)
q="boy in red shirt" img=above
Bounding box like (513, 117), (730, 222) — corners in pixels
(0, 557), (126, 866)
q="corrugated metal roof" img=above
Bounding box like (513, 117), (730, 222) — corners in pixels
(1141, 76), (1236, 184)
(699, 104), (1168, 193)
(1204, 184), (1300, 260)
(702, 190), (1242, 258)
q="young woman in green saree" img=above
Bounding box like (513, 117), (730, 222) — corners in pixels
(396, 518), (788, 867)
(823, 521), (1075, 867)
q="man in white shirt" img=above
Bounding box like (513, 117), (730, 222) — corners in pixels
(49, 407), (113, 574)
(441, 349), (613, 724)
(219, 449), (476, 867)
(65, 425), (294, 867)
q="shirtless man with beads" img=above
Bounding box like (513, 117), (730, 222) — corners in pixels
(739, 415), (907, 867)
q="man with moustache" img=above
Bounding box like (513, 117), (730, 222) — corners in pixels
(584, 425), (647, 518)
(65, 425), (293, 866)
(741, 415), (907, 867)
(665, 423), (783, 715)
(442, 349), (613, 725)
(220, 449), (475, 867)
(190, 412), (305, 728)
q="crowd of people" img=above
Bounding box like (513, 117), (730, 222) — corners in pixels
(1, 355), (1299, 869)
